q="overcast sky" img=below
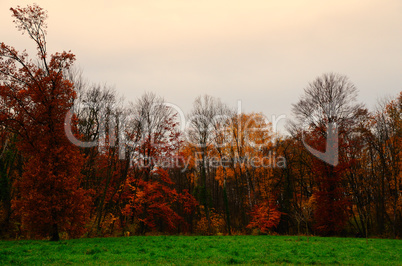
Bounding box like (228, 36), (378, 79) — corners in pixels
(1, 0), (401, 133)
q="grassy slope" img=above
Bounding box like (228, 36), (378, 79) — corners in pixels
(0, 235), (401, 265)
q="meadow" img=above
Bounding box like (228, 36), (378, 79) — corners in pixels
(0, 235), (401, 265)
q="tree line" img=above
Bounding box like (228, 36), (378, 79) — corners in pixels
(0, 5), (401, 240)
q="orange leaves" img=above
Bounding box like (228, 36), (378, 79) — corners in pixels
(215, 166), (225, 186)
(195, 207), (225, 235)
(121, 168), (197, 233)
(247, 199), (282, 233)
(153, 168), (174, 185)
(178, 189), (198, 214)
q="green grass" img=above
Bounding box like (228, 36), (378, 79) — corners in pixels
(0, 235), (401, 265)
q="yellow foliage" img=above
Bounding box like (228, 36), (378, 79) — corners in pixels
(195, 208), (226, 235)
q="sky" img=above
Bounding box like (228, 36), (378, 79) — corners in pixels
(1, 0), (402, 133)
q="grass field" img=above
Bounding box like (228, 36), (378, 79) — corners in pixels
(0, 235), (401, 265)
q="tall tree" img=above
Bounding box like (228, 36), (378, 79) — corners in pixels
(367, 93), (401, 237)
(290, 73), (364, 235)
(187, 95), (225, 234)
(0, 4), (90, 240)
(120, 92), (195, 234)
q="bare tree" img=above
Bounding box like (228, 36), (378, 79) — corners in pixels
(290, 73), (363, 133)
(126, 92), (179, 179)
(366, 95), (401, 237)
(210, 100), (234, 234)
(289, 73), (366, 235)
(187, 95), (229, 234)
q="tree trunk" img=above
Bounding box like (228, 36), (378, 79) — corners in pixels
(201, 151), (212, 234)
(223, 179), (231, 235)
(50, 223), (60, 241)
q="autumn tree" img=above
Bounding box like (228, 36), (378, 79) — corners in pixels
(0, 5), (90, 240)
(365, 93), (401, 237)
(290, 73), (364, 235)
(74, 83), (126, 235)
(247, 198), (281, 233)
(226, 113), (280, 232)
(207, 100), (233, 234)
(118, 93), (197, 234)
(187, 95), (226, 234)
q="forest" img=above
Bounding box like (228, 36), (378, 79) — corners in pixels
(0, 5), (401, 241)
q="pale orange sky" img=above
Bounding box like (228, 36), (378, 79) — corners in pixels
(1, 0), (401, 132)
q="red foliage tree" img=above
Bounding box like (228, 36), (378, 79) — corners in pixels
(117, 94), (198, 234)
(122, 167), (198, 234)
(0, 4), (90, 240)
(247, 198), (282, 233)
(304, 127), (351, 236)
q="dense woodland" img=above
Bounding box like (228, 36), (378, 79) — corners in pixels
(0, 5), (401, 240)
